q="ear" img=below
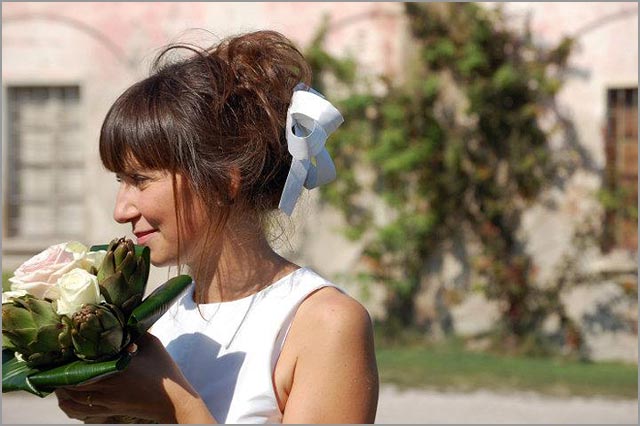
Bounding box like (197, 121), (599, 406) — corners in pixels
(229, 166), (241, 200)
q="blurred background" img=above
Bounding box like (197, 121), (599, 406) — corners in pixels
(2, 2), (637, 423)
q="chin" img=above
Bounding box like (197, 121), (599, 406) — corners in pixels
(149, 255), (178, 268)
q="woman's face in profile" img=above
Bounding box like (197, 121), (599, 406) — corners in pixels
(112, 168), (207, 267)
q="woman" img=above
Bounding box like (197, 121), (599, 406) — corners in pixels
(55, 30), (379, 423)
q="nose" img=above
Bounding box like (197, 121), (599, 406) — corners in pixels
(113, 184), (140, 224)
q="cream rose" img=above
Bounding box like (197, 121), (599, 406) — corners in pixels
(1, 289), (28, 304)
(79, 250), (107, 272)
(55, 268), (105, 316)
(9, 242), (105, 300)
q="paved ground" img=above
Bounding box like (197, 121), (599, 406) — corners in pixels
(2, 384), (638, 424)
(375, 386), (638, 424)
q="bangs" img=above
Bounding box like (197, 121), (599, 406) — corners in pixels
(99, 77), (178, 174)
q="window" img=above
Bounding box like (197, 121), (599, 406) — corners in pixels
(5, 86), (85, 239)
(603, 87), (638, 252)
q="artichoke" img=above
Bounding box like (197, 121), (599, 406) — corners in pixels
(2, 295), (73, 368)
(97, 237), (148, 316)
(70, 303), (128, 362)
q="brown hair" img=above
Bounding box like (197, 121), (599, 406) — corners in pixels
(100, 30), (311, 223)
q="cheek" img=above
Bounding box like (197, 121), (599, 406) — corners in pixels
(177, 213), (205, 246)
(140, 193), (175, 226)
(178, 197), (210, 235)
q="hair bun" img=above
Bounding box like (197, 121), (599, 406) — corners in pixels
(211, 31), (312, 209)
(101, 30), (312, 223)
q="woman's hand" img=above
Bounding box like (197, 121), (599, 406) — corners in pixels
(54, 333), (215, 423)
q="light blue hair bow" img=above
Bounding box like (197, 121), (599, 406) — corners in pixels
(278, 84), (344, 216)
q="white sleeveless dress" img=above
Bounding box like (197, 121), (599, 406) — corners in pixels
(150, 267), (340, 423)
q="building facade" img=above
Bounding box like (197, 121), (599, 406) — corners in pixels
(2, 2), (637, 361)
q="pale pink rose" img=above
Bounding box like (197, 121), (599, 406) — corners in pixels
(8, 241), (90, 300)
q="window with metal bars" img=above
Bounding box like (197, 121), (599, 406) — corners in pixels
(602, 87), (638, 252)
(4, 86), (85, 239)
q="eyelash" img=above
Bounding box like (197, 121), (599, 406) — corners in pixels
(116, 174), (149, 186)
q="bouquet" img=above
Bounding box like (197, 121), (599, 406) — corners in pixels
(2, 237), (192, 397)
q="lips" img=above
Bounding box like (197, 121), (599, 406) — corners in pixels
(133, 230), (158, 245)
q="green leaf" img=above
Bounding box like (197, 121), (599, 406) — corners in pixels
(459, 43), (488, 76)
(127, 275), (192, 341)
(423, 39), (456, 66)
(381, 150), (417, 174)
(27, 354), (132, 392)
(3, 346), (133, 398)
(493, 64), (518, 90)
(2, 350), (43, 396)
(421, 76), (440, 100)
(3, 349), (132, 398)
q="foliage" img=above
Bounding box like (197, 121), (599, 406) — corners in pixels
(598, 185), (639, 251)
(307, 3), (574, 347)
(2, 272), (11, 292)
(376, 339), (638, 399)
(598, 187), (639, 221)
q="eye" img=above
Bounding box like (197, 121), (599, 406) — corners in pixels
(115, 173), (149, 187)
(131, 174), (149, 184)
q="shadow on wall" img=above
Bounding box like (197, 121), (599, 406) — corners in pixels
(582, 295), (637, 334)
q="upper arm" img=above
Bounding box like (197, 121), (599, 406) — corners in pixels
(281, 288), (379, 424)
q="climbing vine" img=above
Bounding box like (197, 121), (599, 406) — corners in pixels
(306, 3), (574, 347)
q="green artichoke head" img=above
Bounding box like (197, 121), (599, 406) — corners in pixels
(2, 295), (74, 368)
(70, 303), (128, 362)
(97, 237), (149, 316)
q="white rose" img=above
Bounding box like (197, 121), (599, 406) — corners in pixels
(79, 250), (107, 272)
(9, 241), (89, 300)
(2, 290), (28, 304)
(56, 268), (105, 316)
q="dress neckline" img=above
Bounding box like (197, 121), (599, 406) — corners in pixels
(186, 267), (305, 307)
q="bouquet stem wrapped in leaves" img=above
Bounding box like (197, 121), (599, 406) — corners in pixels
(2, 237), (191, 397)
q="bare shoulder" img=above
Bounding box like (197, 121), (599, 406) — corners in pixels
(281, 285), (379, 423)
(295, 286), (373, 340)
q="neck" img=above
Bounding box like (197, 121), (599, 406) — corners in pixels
(188, 218), (298, 304)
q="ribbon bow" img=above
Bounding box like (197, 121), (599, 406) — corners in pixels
(278, 84), (344, 216)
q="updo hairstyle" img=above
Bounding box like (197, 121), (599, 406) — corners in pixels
(99, 30), (312, 224)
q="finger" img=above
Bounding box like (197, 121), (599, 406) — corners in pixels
(57, 388), (100, 405)
(137, 332), (161, 347)
(66, 381), (102, 391)
(57, 397), (86, 421)
(54, 388), (71, 399)
(84, 416), (117, 424)
(57, 398), (111, 421)
(70, 376), (113, 389)
(58, 389), (84, 405)
(84, 416), (107, 424)
(68, 369), (125, 389)
(126, 342), (139, 356)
